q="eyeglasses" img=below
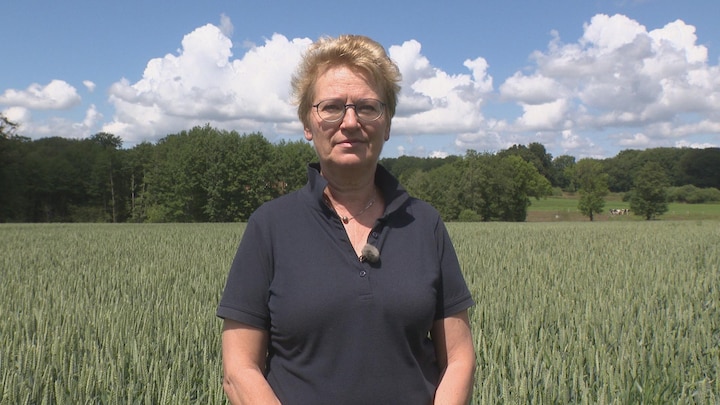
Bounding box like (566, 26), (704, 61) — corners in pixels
(312, 98), (386, 123)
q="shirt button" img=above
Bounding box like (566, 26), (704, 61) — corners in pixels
(371, 232), (378, 238)
(359, 270), (367, 277)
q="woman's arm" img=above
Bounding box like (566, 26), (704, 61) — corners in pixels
(221, 319), (281, 405)
(431, 310), (476, 405)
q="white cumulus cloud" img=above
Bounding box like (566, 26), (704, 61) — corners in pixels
(4, 104), (103, 139)
(487, 13), (720, 157)
(5, 13), (716, 159)
(517, 99), (569, 130)
(83, 80), (96, 93)
(0, 80), (81, 110)
(102, 26), (498, 150)
(389, 40), (493, 137)
(103, 25), (311, 144)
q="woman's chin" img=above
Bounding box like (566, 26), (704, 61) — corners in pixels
(326, 150), (376, 167)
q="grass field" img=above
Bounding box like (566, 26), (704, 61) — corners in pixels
(527, 195), (720, 222)
(1, 220), (718, 403)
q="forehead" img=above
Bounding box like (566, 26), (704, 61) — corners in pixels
(313, 66), (382, 100)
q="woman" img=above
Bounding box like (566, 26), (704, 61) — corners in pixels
(217, 34), (476, 404)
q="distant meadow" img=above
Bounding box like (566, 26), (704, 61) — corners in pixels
(1, 221), (718, 403)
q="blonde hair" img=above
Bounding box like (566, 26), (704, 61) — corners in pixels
(291, 35), (402, 128)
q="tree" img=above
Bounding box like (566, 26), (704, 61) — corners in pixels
(1, 114), (18, 139)
(630, 161), (669, 220)
(551, 155), (576, 191)
(528, 142), (555, 182)
(603, 149), (642, 192)
(498, 143), (554, 185)
(574, 159), (609, 221)
(142, 126), (215, 222)
(22, 137), (90, 221)
(679, 147), (720, 189)
(142, 126), (280, 222)
(0, 115), (30, 221)
(405, 163), (464, 221)
(638, 147), (686, 186)
(270, 140), (317, 195)
(501, 155), (553, 221)
(88, 133), (124, 222)
(456, 153), (551, 222)
(120, 142), (155, 222)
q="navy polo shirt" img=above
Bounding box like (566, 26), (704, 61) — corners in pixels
(217, 163), (474, 405)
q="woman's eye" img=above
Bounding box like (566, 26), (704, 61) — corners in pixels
(322, 104), (343, 113)
(357, 104), (377, 114)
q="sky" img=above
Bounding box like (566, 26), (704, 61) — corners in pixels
(1, 0), (719, 159)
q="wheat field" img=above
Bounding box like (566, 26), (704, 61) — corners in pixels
(1, 221), (718, 403)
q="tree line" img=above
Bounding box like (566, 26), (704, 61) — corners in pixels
(1, 118), (719, 223)
(383, 145), (719, 221)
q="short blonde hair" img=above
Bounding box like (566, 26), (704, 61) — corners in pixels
(291, 35), (402, 128)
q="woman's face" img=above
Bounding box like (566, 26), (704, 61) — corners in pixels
(304, 66), (390, 171)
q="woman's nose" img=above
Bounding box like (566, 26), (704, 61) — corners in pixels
(340, 106), (360, 127)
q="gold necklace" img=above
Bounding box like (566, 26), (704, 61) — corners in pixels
(324, 193), (376, 224)
(340, 197), (375, 224)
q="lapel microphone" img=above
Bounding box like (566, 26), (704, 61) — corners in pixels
(360, 243), (380, 263)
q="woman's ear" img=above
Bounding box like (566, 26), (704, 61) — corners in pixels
(304, 127), (313, 141)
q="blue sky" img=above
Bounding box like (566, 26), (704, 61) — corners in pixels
(1, 0), (718, 159)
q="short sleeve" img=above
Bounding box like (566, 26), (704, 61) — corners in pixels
(435, 218), (475, 319)
(216, 214), (274, 330)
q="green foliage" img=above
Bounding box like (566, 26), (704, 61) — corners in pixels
(679, 147), (720, 189)
(669, 185), (720, 204)
(142, 126), (278, 222)
(0, 124), (317, 223)
(602, 147), (719, 193)
(0, 113), (18, 139)
(0, 116), (31, 221)
(575, 159), (610, 221)
(501, 155), (553, 221)
(87, 133), (124, 222)
(404, 151), (552, 222)
(380, 155), (459, 181)
(551, 154), (576, 191)
(458, 209), (481, 222)
(630, 161), (670, 220)
(24, 137), (91, 221)
(2, 221), (718, 402)
(498, 142), (555, 186)
(122, 142), (155, 222)
(272, 139), (318, 193)
(636, 147), (687, 186)
(3, 126), (719, 224)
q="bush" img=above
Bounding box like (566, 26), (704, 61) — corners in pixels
(669, 185), (720, 203)
(458, 209), (481, 222)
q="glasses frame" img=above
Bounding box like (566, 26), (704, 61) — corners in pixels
(312, 98), (386, 124)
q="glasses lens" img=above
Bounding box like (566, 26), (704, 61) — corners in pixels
(316, 100), (345, 122)
(355, 99), (384, 122)
(315, 99), (385, 123)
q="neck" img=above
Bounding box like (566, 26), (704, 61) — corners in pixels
(321, 165), (377, 211)
(322, 163), (376, 196)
